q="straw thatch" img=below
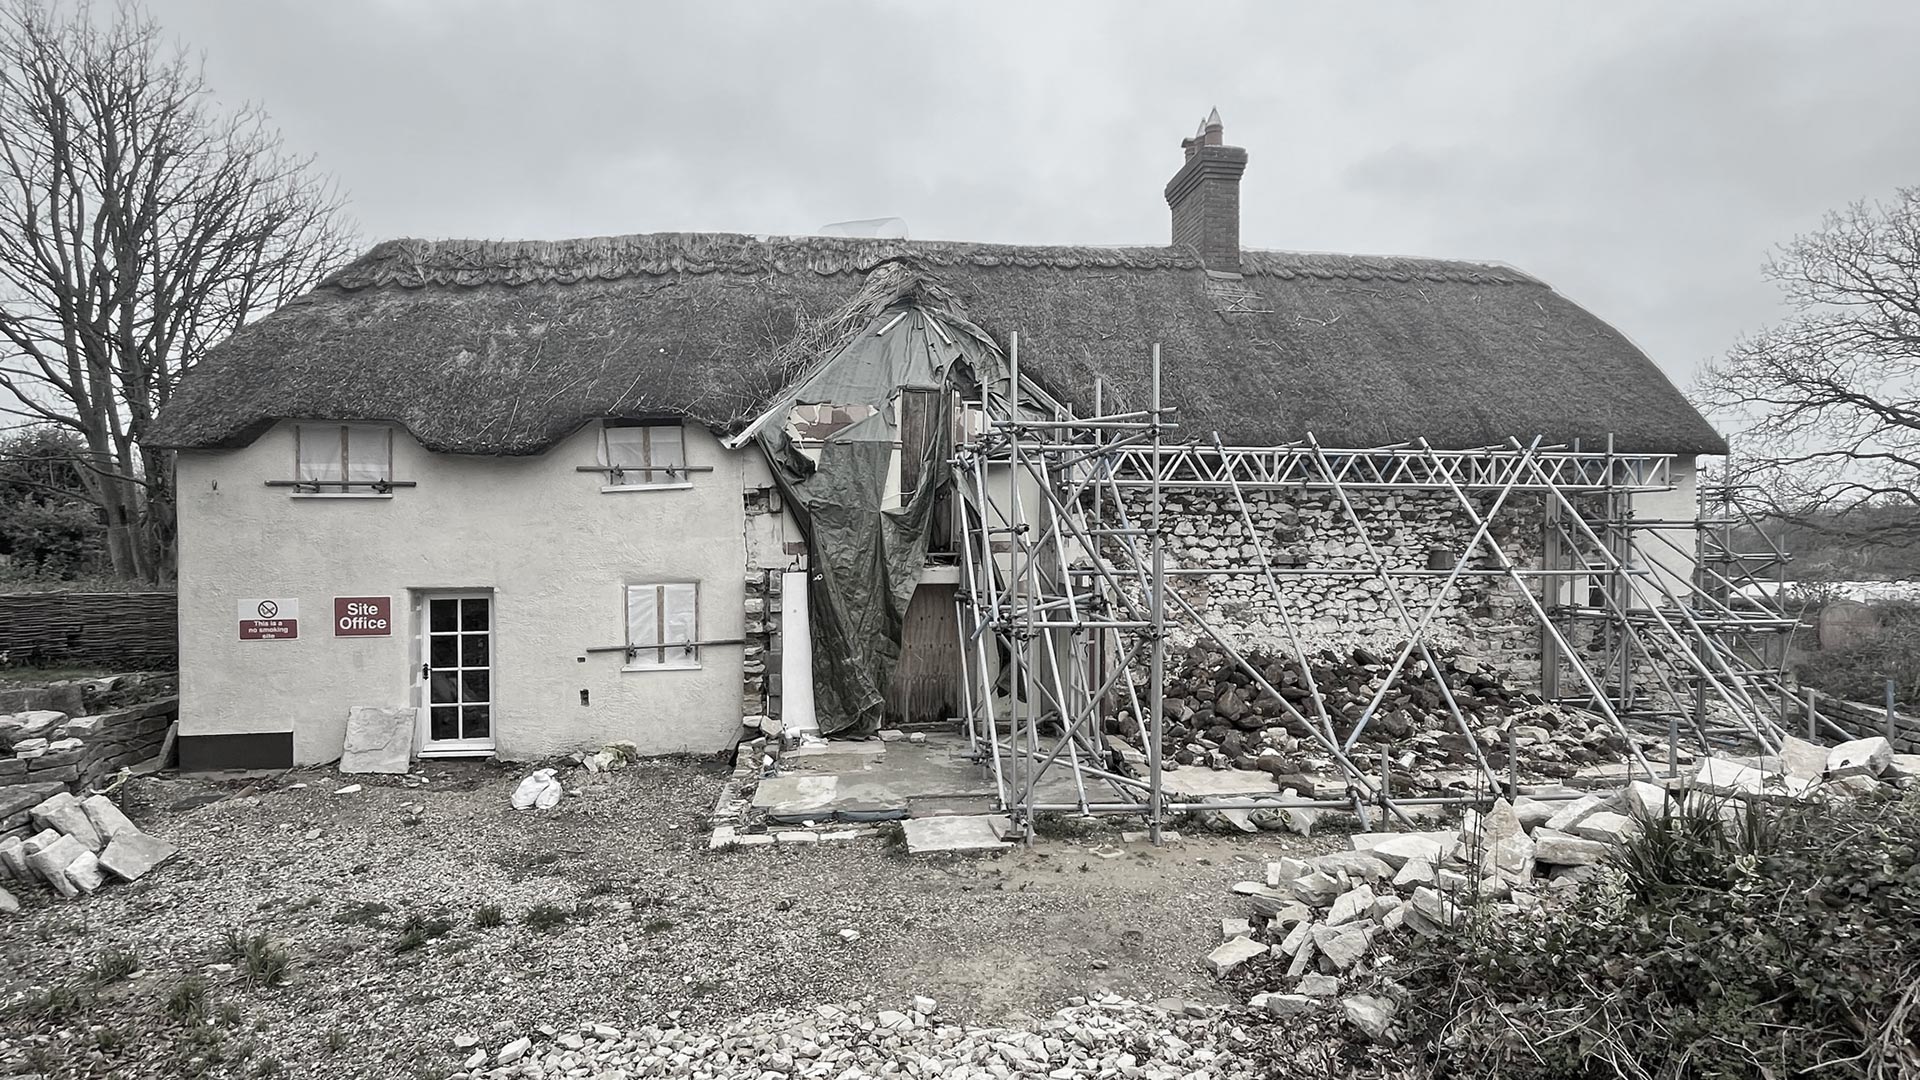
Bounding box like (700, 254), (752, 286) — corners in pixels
(147, 232), (1726, 455)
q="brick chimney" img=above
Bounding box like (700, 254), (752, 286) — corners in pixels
(1164, 108), (1248, 273)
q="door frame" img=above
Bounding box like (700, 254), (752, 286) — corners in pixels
(412, 589), (498, 757)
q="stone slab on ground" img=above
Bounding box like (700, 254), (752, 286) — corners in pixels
(901, 815), (1012, 854)
(97, 831), (177, 881)
(750, 775), (841, 815)
(1349, 831), (1453, 868)
(1204, 935), (1268, 976)
(339, 706), (417, 774)
(1155, 767), (1281, 799)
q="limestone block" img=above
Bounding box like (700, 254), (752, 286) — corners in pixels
(1532, 828), (1612, 867)
(1392, 857), (1436, 889)
(1326, 884), (1376, 927)
(1542, 794), (1608, 833)
(1341, 994), (1398, 1041)
(1311, 923), (1374, 971)
(1349, 831), (1452, 869)
(1777, 736), (1829, 781)
(26, 833), (84, 896)
(0, 883), (17, 914)
(1571, 811), (1638, 844)
(1289, 871), (1343, 907)
(339, 707), (416, 774)
(1204, 935), (1268, 976)
(1220, 917), (1253, 941)
(63, 850), (104, 893)
(1308, 851), (1394, 882)
(98, 831), (177, 881)
(0, 834), (28, 879)
(80, 795), (138, 842)
(30, 794), (102, 852)
(1828, 737), (1893, 778)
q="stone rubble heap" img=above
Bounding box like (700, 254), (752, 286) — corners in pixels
(1207, 733), (1920, 1044)
(452, 996), (1277, 1080)
(1123, 643), (1634, 783)
(0, 790), (176, 912)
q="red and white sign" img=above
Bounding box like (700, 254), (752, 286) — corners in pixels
(238, 597), (299, 641)
(334, 596), (393, 637)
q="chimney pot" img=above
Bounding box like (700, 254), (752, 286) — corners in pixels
(1164, 109), (1247, 272)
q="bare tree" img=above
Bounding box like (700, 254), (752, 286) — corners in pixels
(1696, 187), (1920, 547)
(0, 0), (353, 582)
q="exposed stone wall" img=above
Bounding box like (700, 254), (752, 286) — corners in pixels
(1, 693), (176, 843)
(1119, 488), (1555, 681)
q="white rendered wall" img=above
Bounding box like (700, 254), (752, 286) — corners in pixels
(174, 421), (770, 764)
(1630, 458), (1701, 606)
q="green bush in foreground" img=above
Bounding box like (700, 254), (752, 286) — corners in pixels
(1401, 789), (1920, 1080)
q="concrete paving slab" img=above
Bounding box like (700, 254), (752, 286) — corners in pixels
(903, 815), (1012, 854)
(750, 775), (840, 814)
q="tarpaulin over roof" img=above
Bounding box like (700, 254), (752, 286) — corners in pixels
(755, 277), (1007, 736)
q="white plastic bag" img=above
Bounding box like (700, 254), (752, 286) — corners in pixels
(533, 773), (562, 810)
(511, 768), (556, 811)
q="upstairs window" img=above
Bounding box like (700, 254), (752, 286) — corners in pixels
(625, 582), (699, 669)
(600, 420), (687, 488)
(294, 425), (393, 493)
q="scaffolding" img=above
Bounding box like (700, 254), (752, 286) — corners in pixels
(951, 337), (1834, 841)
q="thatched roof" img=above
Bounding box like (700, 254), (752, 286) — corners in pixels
(147, 232), (1726, 456)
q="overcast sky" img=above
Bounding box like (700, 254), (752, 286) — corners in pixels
(145, 0), (1920, 387)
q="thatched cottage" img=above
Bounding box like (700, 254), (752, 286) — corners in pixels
(147, 117), (1723, 770)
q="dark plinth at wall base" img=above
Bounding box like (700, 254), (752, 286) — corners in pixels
(177, 732), (294, 771)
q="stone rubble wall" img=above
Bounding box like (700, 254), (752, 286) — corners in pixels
(1, 693), (176, 844)
(1117, 488), (1555, 681)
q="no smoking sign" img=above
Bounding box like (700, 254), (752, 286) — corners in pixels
(238, 597), (299, 640)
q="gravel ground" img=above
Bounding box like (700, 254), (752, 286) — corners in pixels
(0, 757), (1337, 1078)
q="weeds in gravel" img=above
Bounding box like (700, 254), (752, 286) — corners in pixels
(85, 944), (140, 984)
(522, 902), (574, 931)
(325, 1027), (347, 1052)
(472, 903), (505, 929)
(222, 931), (291, 988)
(494, 848), (565, 877)
(254, 1056), (283, 1077)
(393, 912), (456, 954)
(93, 1025), (123, 1051)
(333, 900), (393, 927)
(584, 879), (621, 897)
(641, 917), (676, 934)
(217, 1001), (244, 1025)
(9, 983), (90, 1023)
(164, 978), (209, 1022)
(874, 822), (906, 849)
(24, 1047), (59, 1074)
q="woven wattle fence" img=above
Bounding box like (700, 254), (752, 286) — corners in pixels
(0, 592), (177, 670)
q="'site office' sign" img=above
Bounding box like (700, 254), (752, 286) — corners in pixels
(334, 596), (393, 637)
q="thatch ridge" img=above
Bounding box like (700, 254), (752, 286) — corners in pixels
(150, 232), (1727, 457)
(322, 233), (1541, 291)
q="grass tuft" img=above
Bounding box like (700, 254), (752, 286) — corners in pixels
(84, 944), (140, 985)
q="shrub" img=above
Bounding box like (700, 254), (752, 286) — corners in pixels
(1399, 789), (1920, 1080)
(472, 904), (504, 929)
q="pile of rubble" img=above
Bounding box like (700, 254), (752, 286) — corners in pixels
(1123, 642), (1630, 783)
(450, 996), (1277, 1080)
(1204, 733), (1920, 1044)
(0, 790), (176, 911)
